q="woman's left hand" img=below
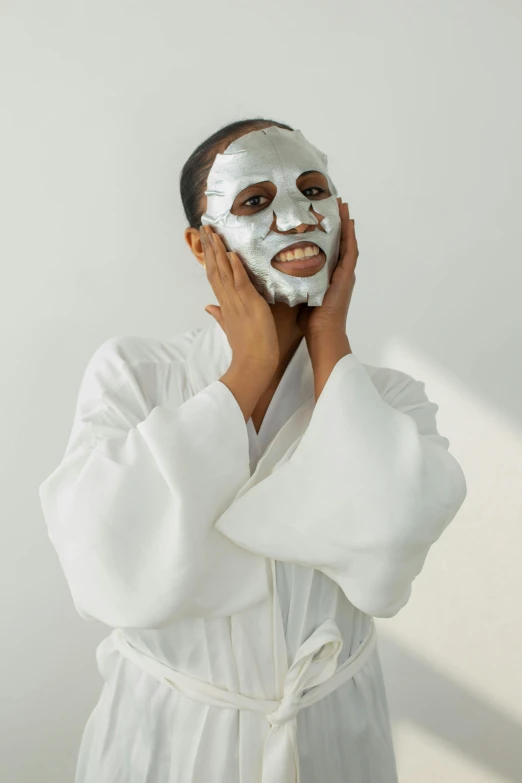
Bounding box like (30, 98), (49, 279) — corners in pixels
(297, 198), (358, 342)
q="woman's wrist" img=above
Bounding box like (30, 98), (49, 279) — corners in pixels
(305, 331), (352, 400)
(306, 330), (351, 360)
(220, 362), (274, 423)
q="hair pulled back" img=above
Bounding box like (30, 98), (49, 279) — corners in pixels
(179, 117), (294, 230)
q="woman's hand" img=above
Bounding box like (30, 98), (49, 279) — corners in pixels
(297, 198), (358, 342)
(200, 225), (280, 377)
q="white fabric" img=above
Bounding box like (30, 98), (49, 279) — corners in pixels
(39, 318), (467, 782)
(110, 599), (377, 783)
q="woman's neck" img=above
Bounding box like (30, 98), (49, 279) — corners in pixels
(249, 302), (304, 434)
(269, 302), (304, 381)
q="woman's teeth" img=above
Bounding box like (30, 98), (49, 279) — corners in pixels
(275, 245), (321, 263)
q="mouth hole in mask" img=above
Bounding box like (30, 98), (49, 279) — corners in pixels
(271, 242), (324, 264)
(271, 247), (327, 279)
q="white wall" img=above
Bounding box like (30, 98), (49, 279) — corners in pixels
(1, 1), (520, 780)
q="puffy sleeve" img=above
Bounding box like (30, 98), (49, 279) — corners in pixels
(38, 337), (269, 630)
(215, 352), (468, 619)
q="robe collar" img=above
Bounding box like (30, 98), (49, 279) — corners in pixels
(186, 317), (316, 454)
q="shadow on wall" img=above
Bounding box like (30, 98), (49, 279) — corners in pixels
(378, 632), (522, 782)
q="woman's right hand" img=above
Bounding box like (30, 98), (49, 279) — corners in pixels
(200, 225), (280, 378)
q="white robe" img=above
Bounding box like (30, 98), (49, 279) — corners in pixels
(38, 318), (467, 782)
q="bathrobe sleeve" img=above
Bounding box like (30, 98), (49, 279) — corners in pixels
(38, 337), (269, 630)
(215, 352), (468, 619)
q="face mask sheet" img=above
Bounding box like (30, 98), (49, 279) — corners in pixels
(200, 126), (342, 307)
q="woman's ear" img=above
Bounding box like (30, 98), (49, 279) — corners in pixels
(184, 227), (205, 267)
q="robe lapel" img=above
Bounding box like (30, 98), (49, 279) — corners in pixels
(186, 318), (316, 480)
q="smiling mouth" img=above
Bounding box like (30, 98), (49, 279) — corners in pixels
(271, 240), (326, 275)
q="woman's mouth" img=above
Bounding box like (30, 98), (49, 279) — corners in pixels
(271, 241), (326, 276)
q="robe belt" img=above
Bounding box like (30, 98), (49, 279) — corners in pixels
(110, 616), (377, 783)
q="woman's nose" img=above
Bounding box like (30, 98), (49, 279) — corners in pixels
(270, 219), (316, 235)
(268, 204), (325, 235)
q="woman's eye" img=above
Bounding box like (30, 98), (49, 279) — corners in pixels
(302, 186), (326, 198)
(242, 187), (325, 208)
(243, 194), (270, 208)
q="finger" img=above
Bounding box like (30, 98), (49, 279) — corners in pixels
(340, 206), (358, 273)
(207, 230), (237, 306)
(204, 304), (224, 329)
(337, 201), (350, 265)
(347, 218), (359, 271)
(335, 197), (345, 258)
(338, 219), (357, 276)
(200, 226), (226, 305)
(227, 250), (259, 305)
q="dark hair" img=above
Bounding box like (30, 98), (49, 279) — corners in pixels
(179, 117), (294, 230)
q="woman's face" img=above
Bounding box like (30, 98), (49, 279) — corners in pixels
(200, 127), (342, 308)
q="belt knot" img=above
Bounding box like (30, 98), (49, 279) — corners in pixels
(266, 692), (302, 727)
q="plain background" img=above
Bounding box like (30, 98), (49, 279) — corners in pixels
(1, 1), (521, 781)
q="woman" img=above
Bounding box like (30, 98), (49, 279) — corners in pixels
(39, 117), (467, 783)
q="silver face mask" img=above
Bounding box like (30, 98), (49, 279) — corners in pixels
(200, 126), (341, 307)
